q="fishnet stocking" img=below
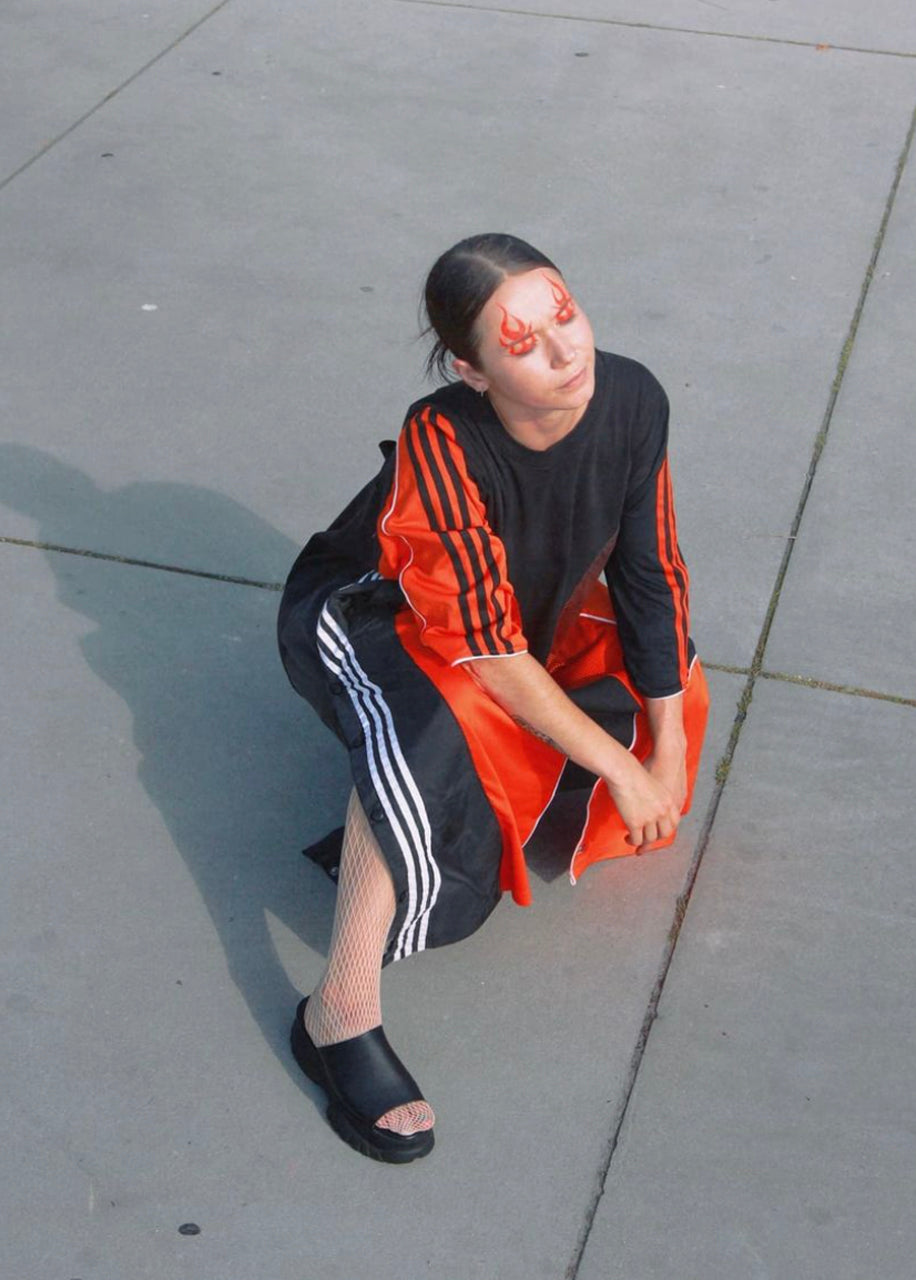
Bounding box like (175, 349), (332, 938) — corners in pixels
(304, 791), (434, 1136)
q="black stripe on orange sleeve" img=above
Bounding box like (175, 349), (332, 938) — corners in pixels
(470, 526), (516, 652)
(664, 463), (691, 680)
(453, 528), (500, 656)
(432, 413), (515, 655)
(416, 408), (460, 528)
(415, 416), (498, 652)
(404, 417), (484, 656)
(431, 412), (474, 527)
(655, 458), (690, 684)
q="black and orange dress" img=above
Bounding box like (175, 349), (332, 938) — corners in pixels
(278, 350), (709, 963)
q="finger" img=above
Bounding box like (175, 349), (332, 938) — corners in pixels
(639, 817), (674, 855)
(636, 822), (658, 854)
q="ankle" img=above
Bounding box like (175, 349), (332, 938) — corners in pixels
(305, 982), (381, 1048)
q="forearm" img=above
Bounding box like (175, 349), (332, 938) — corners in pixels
(470, 651), (682, 850)
(468, 652), (637, 787)
(645, 693), (686, 755)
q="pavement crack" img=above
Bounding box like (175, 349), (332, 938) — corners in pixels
(0, 535), (282, 592)
(702, 662), (914, 708)
(743, 96), (916, 686)
(394, 0), (916, 59)
(564, 91), (916, 1280)
(758, 670), (916, 709)
(0, 0), (235, 191)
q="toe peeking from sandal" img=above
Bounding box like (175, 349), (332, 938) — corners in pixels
(290, 999), (434, 1164)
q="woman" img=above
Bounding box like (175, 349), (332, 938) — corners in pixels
(278, 233), (709, 1164)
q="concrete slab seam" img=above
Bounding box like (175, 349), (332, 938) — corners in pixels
(0, 534), (283, 593)
(562, 94), (916, 1280)
(742, 97), (916, 688)
(704, 662), (916, 710)
(0, 0), (235, 193)
(4, 538), (912, 711)
(395, 0), (916, 59)
(757, 669), (916, 710)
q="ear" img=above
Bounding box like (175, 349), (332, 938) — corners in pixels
(453, 357), (489, 394)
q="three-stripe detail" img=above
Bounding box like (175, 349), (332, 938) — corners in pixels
(398, 408), (517, 658)
(316, 592), (442, 960)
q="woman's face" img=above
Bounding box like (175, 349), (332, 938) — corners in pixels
(456, 268), (596, 420)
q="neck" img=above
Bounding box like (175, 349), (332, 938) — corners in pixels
(486, 396), (587, 452)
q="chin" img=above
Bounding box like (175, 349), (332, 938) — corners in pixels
(563, 369), (595, 405)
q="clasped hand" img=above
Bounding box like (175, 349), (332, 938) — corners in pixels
(605, 744), (686, 854)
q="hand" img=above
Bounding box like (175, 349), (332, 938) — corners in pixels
(604, 756), (682, 854)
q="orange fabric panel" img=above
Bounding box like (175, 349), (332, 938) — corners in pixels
(569, 660), (709, 881)
(378, 409), (525, 667)
(393, 610), (564, 907)
(394, 577), (709, 902)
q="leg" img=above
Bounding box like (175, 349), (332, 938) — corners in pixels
(303, 789), (434, 1136)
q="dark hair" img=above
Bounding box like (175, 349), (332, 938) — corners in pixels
(421, 233), (559, 381)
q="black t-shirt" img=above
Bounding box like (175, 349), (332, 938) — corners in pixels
(289, 350), (691, 698)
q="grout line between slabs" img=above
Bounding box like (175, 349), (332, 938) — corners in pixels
(2, 541), (913, 710)
(564, 96), (916, 1280)
(756, 670), (916, 710)
(0, 0), (235, 192)
(395, 0), (916, 59)
(0, 535), (282, 593)
(702, 662), (916, 709)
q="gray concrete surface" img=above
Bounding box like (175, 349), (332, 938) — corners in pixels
(2, 2), (914, 1277)
(579, 680), (916, 1280)
(765, 127), (916, 700)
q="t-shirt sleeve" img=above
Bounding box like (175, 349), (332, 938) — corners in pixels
(607, 375), (692, 698)
(377, 406), (527, 666)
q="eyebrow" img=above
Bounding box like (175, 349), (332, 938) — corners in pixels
(544, 273), (575, 314)
(497, 306), (535, 351)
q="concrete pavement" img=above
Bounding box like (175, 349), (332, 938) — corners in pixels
(2, 3), (914, 1276)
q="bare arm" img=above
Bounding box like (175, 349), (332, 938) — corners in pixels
(469, 652), (682, 852)
(644, 694), (688, 810)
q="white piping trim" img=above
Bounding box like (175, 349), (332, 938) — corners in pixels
(570, 782), (601, 886)
(642, 651), (699, 700)
(522, 758), (567, 847)
(569, 709), (638, 885)
(379, 433), (431, 635)
(579, 612), (617, 625)
(451, 648), (528, 668)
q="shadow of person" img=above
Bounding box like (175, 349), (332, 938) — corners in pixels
(0, 443), (350, 1089)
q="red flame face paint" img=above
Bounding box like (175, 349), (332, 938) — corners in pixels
(544, 274), (577, 324)
(498, 305), (536, 356)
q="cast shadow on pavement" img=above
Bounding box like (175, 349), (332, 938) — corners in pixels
(0, 444), (578, 1082)
(0, 443), (352, 1097)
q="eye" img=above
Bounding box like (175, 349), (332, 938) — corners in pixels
(556, 299), (577, 324)
(498, 306), (537, 356)
(506, 334), (537, 357)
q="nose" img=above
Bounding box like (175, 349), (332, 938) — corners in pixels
(547, 330), (576, 367)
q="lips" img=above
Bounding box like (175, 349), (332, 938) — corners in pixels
(560, 366), (588, 391)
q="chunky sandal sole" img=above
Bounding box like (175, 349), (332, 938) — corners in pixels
(290, 1002), (434, 1164)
